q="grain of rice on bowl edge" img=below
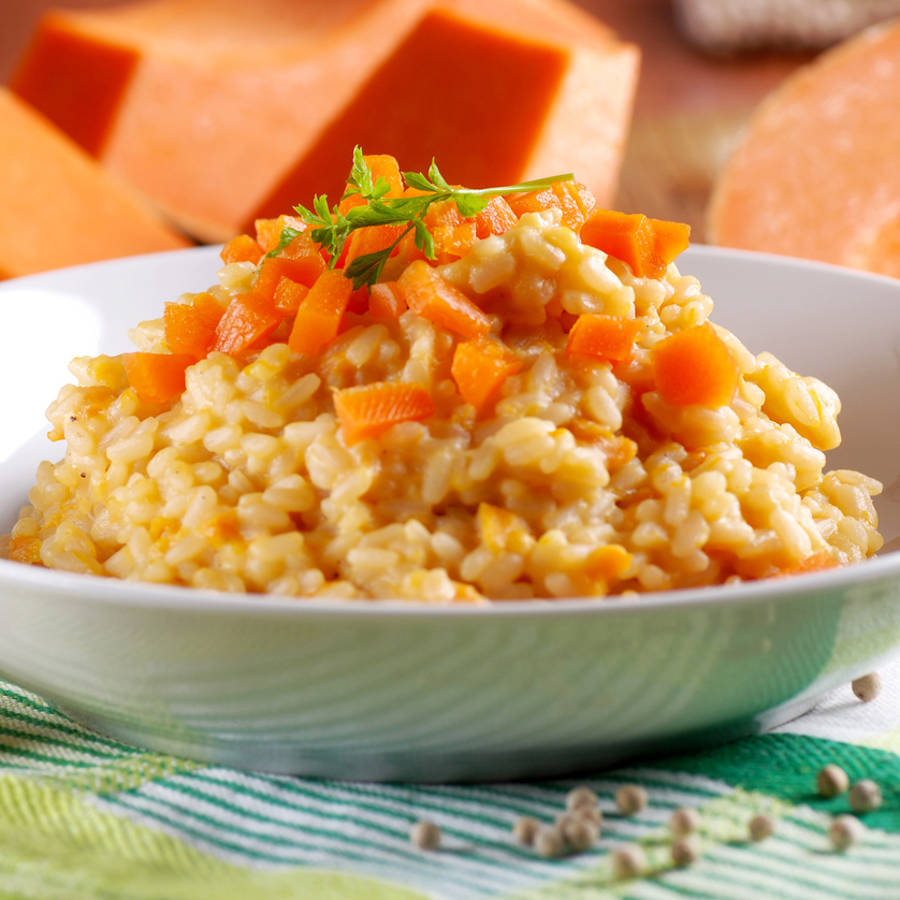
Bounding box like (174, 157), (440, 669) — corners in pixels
(4, 155), (883, 602)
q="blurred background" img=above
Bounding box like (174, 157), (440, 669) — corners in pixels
(3, 0), (899, 261)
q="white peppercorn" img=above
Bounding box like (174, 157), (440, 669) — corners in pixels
(566, 785), (598, 813)
(748, 813), (775, 842)
(849, 779), (882, 813)
(829, 814), (864, 851)
(534, 825), (566, 858)
(616, 784), (648, 816)
(562, 816), (598, 852)
(670, 807), (700, 837)
(512, 816), (541, 846)
(816, 763), (849, 798)
(671, 834), (701, 867)
(851, 672), (882, 703)
(611, 843), (647, 879)
(410, 820), (441, 850)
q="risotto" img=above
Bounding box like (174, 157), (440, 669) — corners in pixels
(6, 154), (883, 602)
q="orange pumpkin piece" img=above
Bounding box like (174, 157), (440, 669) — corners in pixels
(566, 313), (641, 363)
(273, 278), (309, 315)
(334, 381), (435, 444)
(220, 234), (263, 265)
(255, 240), (326, 299)
(474, 195), (519, 238)
(451, 336), (523, 414)
(10, 3), (636, 241)
(581, 210), (691, 278)
(708, 21), (900, 277)
(254, 215), (306, 255)
(0, 87), (188, 279)
(368, 281), (407, 321)
(214, 294), (283, 356)
(164, 292), (224, 360)
(397, 259), (491, 339)
(288, 268), (353, 355)
(338, 154), (404, 215)
(508, 179), (596, 232)
(122, 352), (194, 405)
(651, 322), (738, 408)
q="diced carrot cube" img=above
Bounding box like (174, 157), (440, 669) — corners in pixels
(288, 268), (353, 356)
(164, 292), (224, 361)
(368, 281), (407, 321)
(122, 352), (194, 404)
(214, 294), (282, 356)
(220, 234), (263, 265)
(397, 259), (491, 339)
(566, 313), (641, 364)
(334, 381), (435, 444)
(475, 196), (518, 238)
(651, 322), (738, 407)
(508, 180), (596, 232)
(273, 278), (309, 315)
(451, 335), (523, 415)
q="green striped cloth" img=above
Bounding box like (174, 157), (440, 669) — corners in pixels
(1, 672), (899, 900)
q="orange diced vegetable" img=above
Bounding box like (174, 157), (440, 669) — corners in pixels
(288, 268), (353, 356)
(122, 352), (194, 405)
(344, 222), (406, 270)
(566, 313), (641, 364)
(254, 241), (326, 303)
(334, 381), (435, 444)
(273, 278), (309, 315)
(368, 281), (406, 321)
(779, 551), (840, 577)
(475, 195), (518, 238)
(508, 179), (596, 232)
(397, 259), (491, 339)
(338, 154), (404, 215)
(651, 322), (738, 408)
(451, 335), (523, 414)
(344, 285), (369, 315)
(214, 294), (282, 356)
(163, 292), (223, 360)
(254, 215), (306, 254)
(220, 234), (263, 265)
(581, 210), (691, 278)
(433, 221), (478, 262)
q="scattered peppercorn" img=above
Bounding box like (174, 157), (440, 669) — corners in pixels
(616, 784), (648, 817)
(849, 779), (883, 813)
(409, 820), (441, 850)
(670, 807), (700, 837)
(829, 814), (864, 851)
(566, 785), (599, 813)
(671, 834), (701, 867)
(851, 672), (882, 703)
(512, 816), (541, 847)
(534, 825), (566, 859)
(562, 817), (598, 852)
(611, 843), (647, 879)
(748, 813), (775, 842)
(816, 763), (849, 798)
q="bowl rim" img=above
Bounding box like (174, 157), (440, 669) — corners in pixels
(2, 550), (899, 619)
(2, 243), (899, 620)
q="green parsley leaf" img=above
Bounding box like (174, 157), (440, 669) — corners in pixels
(271, 146), (574, 286)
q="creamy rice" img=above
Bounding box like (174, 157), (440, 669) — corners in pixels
(7, 209), (883, 602)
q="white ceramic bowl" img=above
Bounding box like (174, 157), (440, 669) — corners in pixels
(1, 246), (899, 781)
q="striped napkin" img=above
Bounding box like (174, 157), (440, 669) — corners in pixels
(1, 657), (899, 899)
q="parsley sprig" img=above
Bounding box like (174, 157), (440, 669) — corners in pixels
(269, 147), (573, 288)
